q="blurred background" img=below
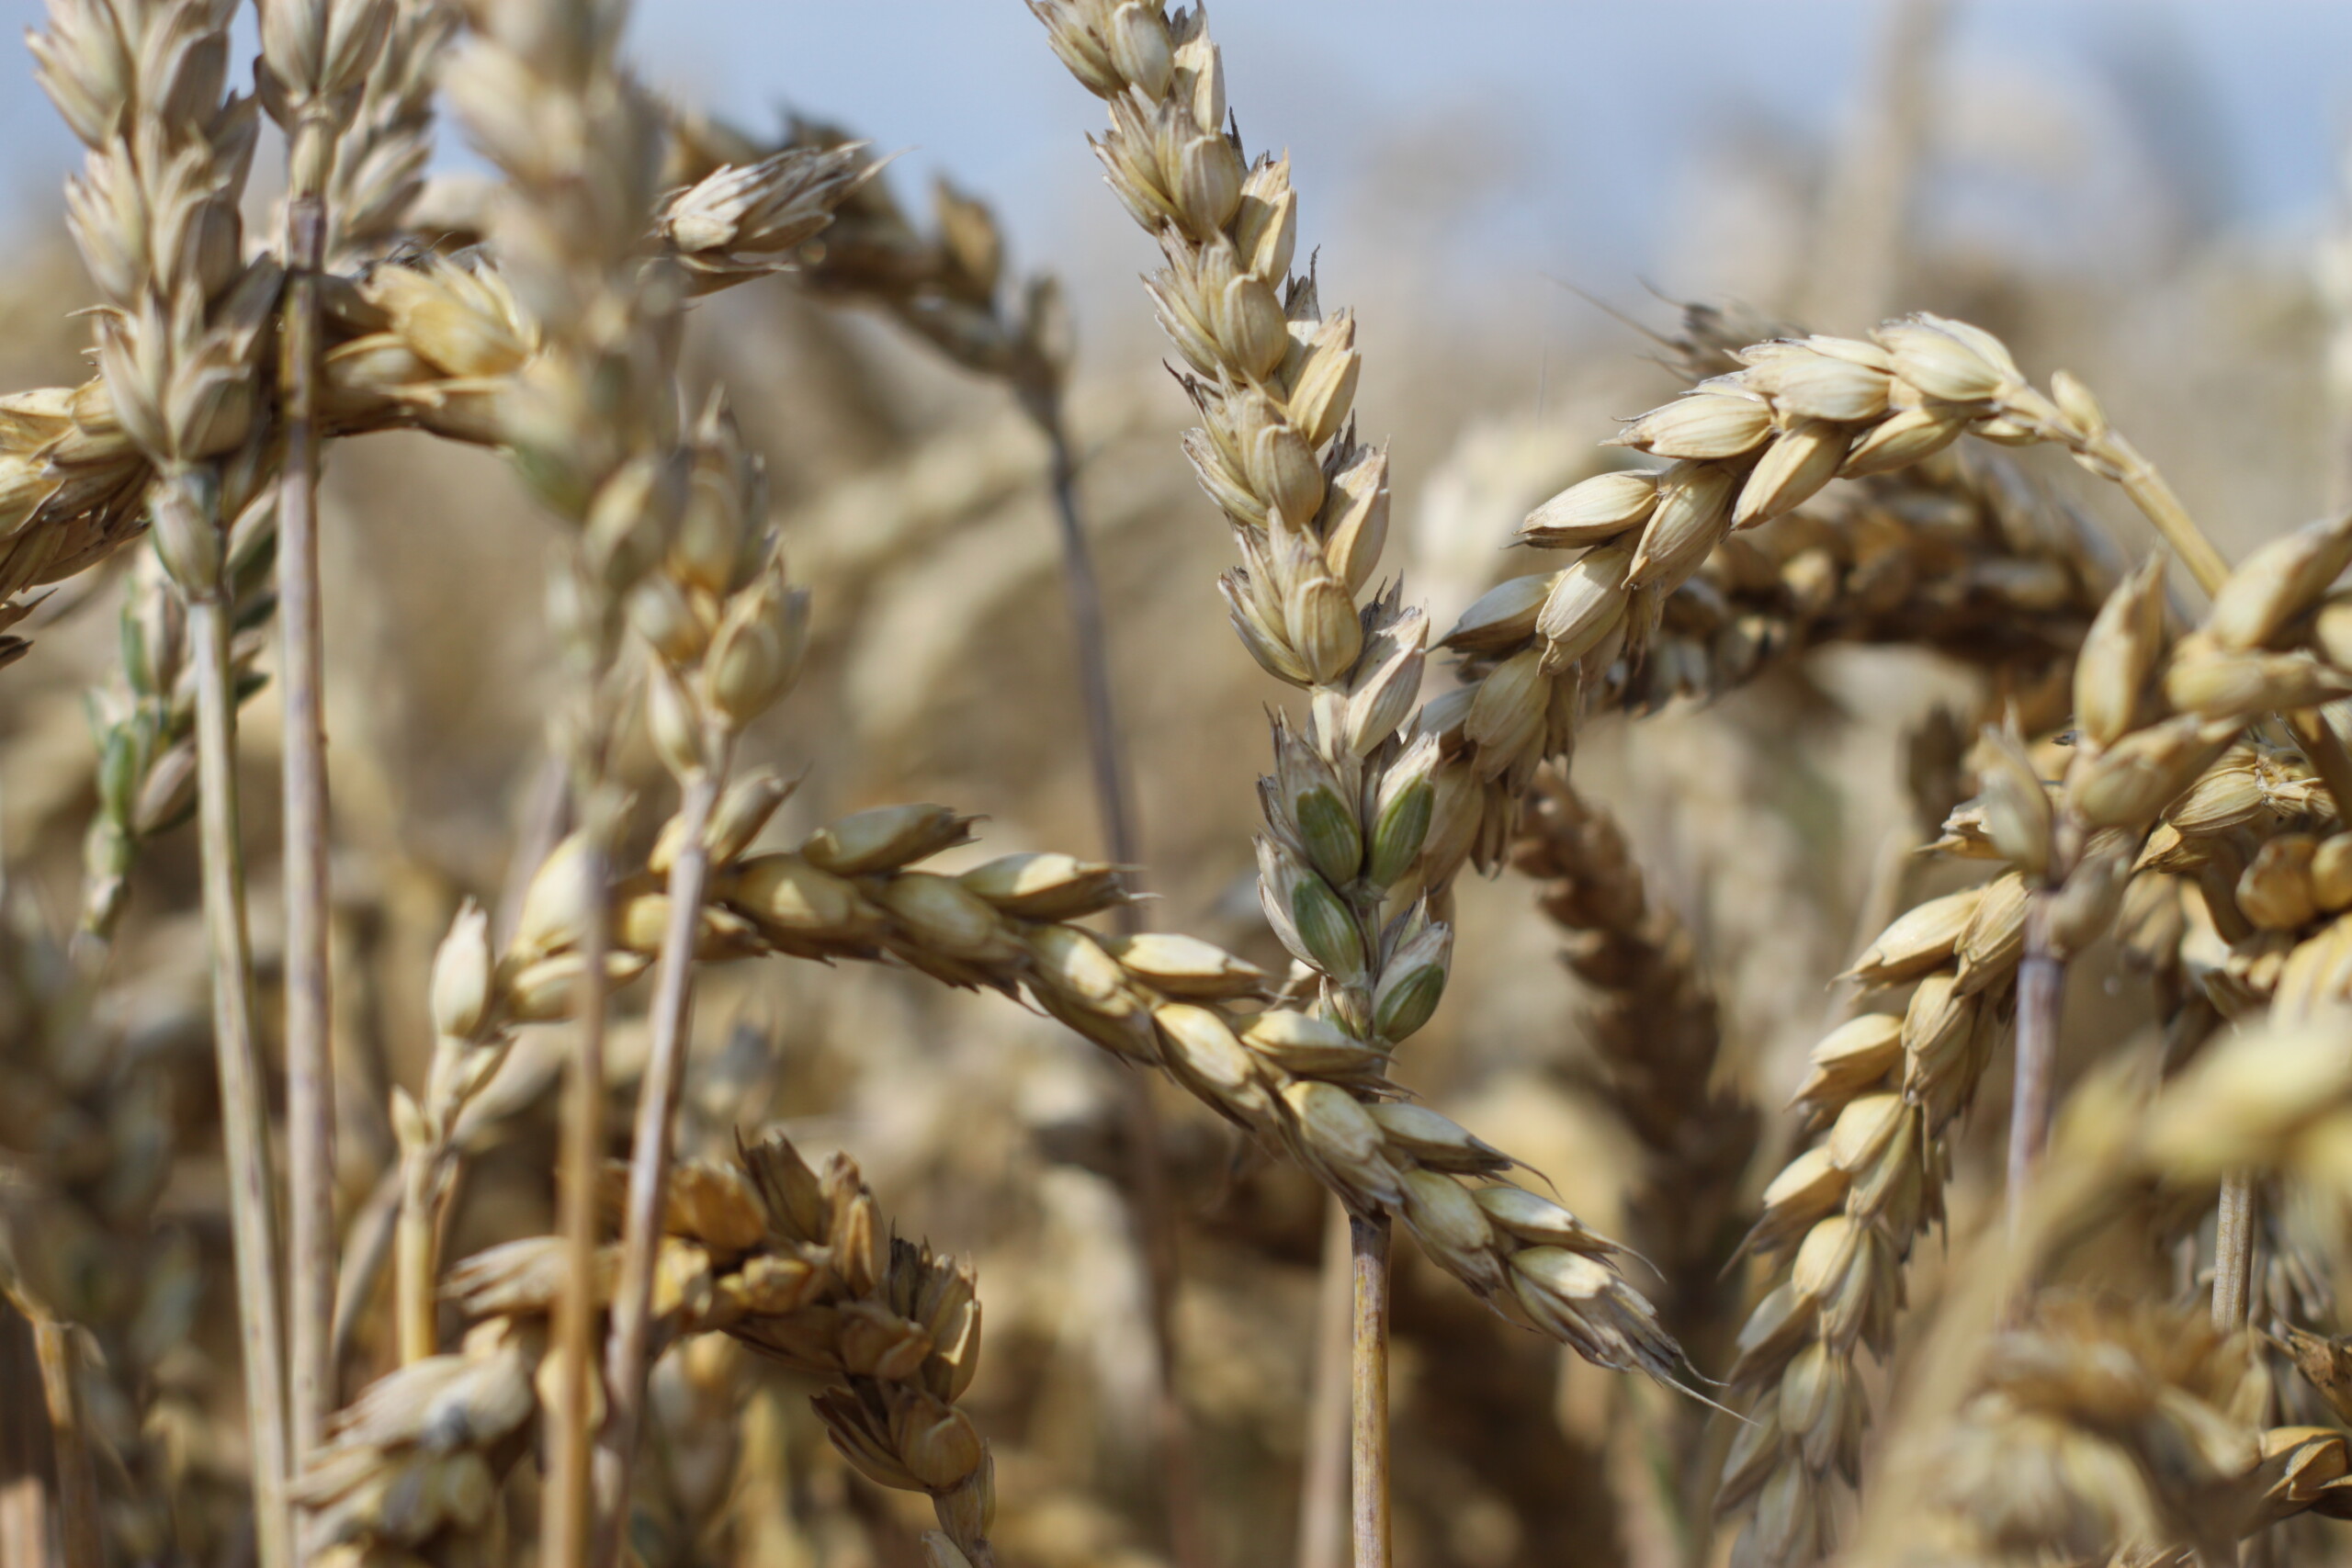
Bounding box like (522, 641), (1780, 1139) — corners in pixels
(6, 3), (2352, 1566)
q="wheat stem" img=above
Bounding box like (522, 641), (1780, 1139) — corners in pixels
(279, 164), (338, 1483)
(547, 840), (611, 1568)
(393, 1142), (438, 1366)
(1045, 422), (1145, 907)
(2213, 1174), (2258, 1330)
(1349, 1211), (1393, 1568)
(31, 1320), (98, 1568)
(187, 579), (295, 1568)
(598, 757), (725, 1558)
(1297, 1196), (1352, 1568)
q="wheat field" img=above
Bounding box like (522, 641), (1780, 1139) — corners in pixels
(4, 4), (2352, 1568)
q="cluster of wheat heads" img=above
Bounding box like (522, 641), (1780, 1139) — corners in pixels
(8, 1), (2352, 1566)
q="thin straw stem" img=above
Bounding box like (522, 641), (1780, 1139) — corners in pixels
(187, 585), (294, 1568)
(1349, 1211), (1393, 1568)
(1043, 420), (1143, 896)
(0, 1304), (46, 1568)
(1296, 1197), (1351, 1568)
(189, 605), (295, 1553)
(394, 1146), (437, 1366)
(597, 761), (723, 1561)
(546, 840), (611, 1568)
(1042, 414), (1204, 1568)
(2213, 1174), (2258, 1331)
(279, 166), (338, 1477)
(31, 1321), (99, 1568)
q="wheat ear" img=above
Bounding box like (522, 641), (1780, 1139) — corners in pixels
(1723, 527), (2352, 1563)
(306, 1131), (1001, 1568)
(31, 2), (294, 1562)
(1897, 1296), (2269, 1568)
(698, 121), (1211, 1564)
(601, 394), (808, 1524)
(1430, 315), (2352, 886)
(1512, 769), (1755, 1541)
(1023, 7), (1551, 1551)
(440, 0), (679, 1552)
(1837, 1000), (2352, 1567)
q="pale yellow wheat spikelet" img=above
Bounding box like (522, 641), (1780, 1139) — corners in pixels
(1424, 316), (2223, 885)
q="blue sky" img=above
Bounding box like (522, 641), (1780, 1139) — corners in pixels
(618, 3), (2352, 272)
(2, 3), (2348, 310)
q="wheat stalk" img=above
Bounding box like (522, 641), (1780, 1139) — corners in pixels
(258, 0), (393, 1487)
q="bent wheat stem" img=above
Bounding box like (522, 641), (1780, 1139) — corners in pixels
(603, 765), (724, 1519)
